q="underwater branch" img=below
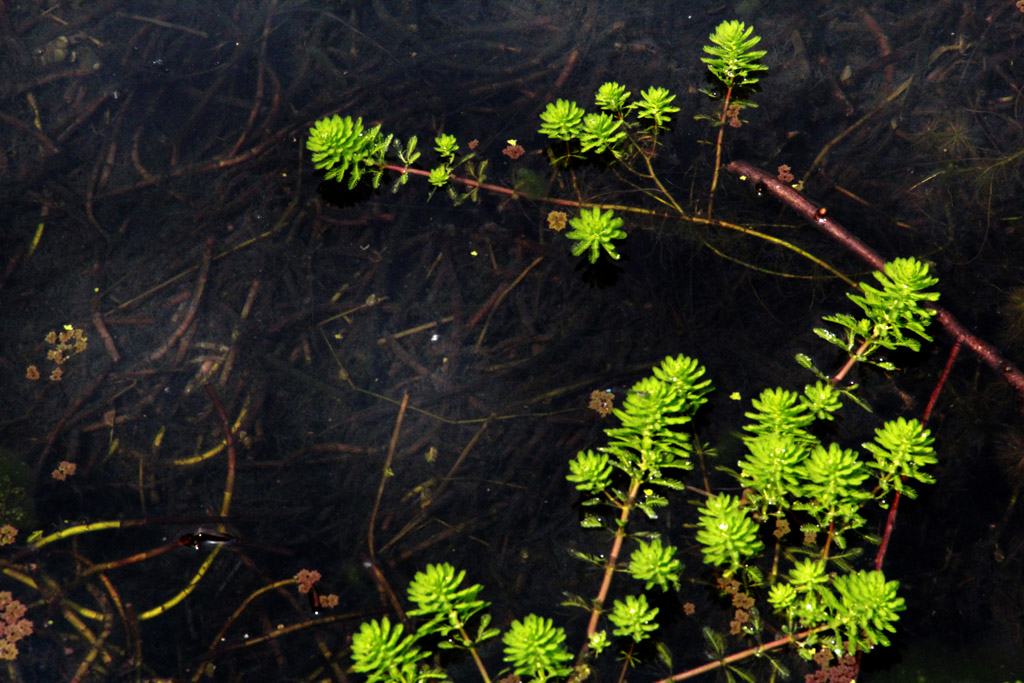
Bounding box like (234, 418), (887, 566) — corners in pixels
(727, 160), (1024, 404)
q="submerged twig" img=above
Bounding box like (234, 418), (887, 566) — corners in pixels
(727, 160), (1024, 402)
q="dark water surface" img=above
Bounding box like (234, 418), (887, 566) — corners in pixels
(1, 1), (1023, 681)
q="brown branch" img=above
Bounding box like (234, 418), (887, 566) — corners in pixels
(91, 260), (120, 363)
(369, 392), (410, 561)
(726, 160), (1024, 403)
(149, 240), (212, 362)
(0, 110), (59, 154)
(856, 7), (894, 94)
(56, 90), (114, 145)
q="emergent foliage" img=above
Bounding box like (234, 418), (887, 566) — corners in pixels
(406, 563), (495, 646)
(306, 114), (392, 189)
(695, 493), (764, 574)
(343, 280), (940, 676)
(501, 614), (574, 682)
(304, 46), (944, 675)
(350, 617), (436, 683)
(817, 257), (940, 364)
(566, 207), (626, 262)
(608, 594), (660, 642)
(627, 536), (682, 591)
(827, 570), (905, 651)
(700, 19), (769, 90)
(539, 81), (680, 165)
(864, 417), (937, 499)
(538, 98), (585, 141)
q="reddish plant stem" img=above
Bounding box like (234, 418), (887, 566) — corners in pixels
(875, 339), (961, 572)
(384, 164), (585, 209)
(873, 491), (902, 573)
(81, 540), (180, 576)
(922, 339), (961, 426)
(856, 7), (894, 94)
(654, 626), (828, 683)
(0, 110), (60, 154)
(57, 90), (114, 145)
(582, 479), (641, 653)
(590, 489), (635, 632)
(35, 368), (110, 481)
(726, 160), (1024, 403)
(364, 393), (410, 626)
(229, 5), (273, 157)
(832, 337), (871, 385)
(726, 161), (886, 269)
(552, 48), (580, 90)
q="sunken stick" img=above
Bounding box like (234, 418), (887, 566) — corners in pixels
(726, 160), (1024, 403)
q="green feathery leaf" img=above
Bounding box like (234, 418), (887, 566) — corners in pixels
(579, 112), (626, 154)
(627, 536), (682, 591)
(538, 99), (585, 141)
(595, 82), (631, 113)
(609, 594), (660, 642)
(502, 614), (574, 682)
(864, 417), (937, 499)
(701, 20), (769, 88)
(695, 493), (763, 574)
(636, 86), (680, 127)
(566, 207), (626, 262)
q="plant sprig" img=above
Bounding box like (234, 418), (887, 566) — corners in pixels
(699, 20), (769, 214)
(700, 20), (769, 90)
(304, 44), (949, 683)
(565, 207), (626, 263)
(307, 114), (392, 189)
(817, 257), (940, 373)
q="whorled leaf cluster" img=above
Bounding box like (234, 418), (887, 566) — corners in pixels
(538, 82), (680, 155)
(768, 563), (904, 654)
(303, 28), (942, 672)
(700, 19), (769, 89)
(627, 536), (682, 591)
(817, 257), (940, 365)
(695, 493), (764, 574)
(350, 617), (436, 683)
(306, 114), (392, 189)
(565, 207), (626, 262)
(593, 354), (712, 496)
(608, 594), (659, 643)
(501, 615), (574, 682)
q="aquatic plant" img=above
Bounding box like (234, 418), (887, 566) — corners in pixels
(306, 114), (392, 189)
(537, 98), (585, 143)
(565, 207), (626, 262)
(329, 257), (938, 681)
(289, 17), (1016, 680)
(305, 78), (684, 261)
(697, 19), (769, 213)
(700, 20), (769, 91)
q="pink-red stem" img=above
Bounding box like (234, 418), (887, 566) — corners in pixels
(726, 161), (1024, 403)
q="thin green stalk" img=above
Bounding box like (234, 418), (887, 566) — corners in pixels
(653, 626), (830, 682)
(707, 85), (734, 217)
(384, 163), (855, 286)
(458, 626), (492, 683)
